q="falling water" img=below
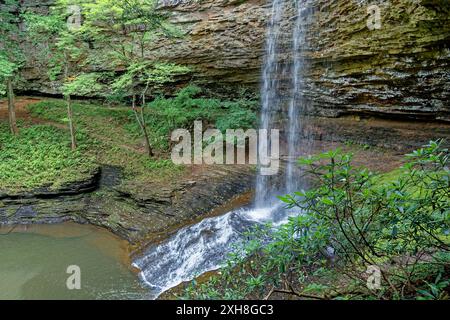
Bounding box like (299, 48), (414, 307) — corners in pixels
(286, 2), (309, 194)
(134, 0), (312, 299)
(133, 212), (248, 299)
(255, 0), (287, 208)
(256, 0), (311, 206)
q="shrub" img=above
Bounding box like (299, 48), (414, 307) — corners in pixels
(183, 140), (450, 300)
(127, 85), (257, 151)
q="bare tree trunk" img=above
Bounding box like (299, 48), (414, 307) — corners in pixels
(63, 55), (76, 150)
(131, 93), (153, 158)
(66, 95), (77, 150)
(140, 116), (153, 157)
(140, 83), (153, 157)
(7, 78), (18, 135)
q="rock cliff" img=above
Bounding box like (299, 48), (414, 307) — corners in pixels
(16, 0), (450, 121)
(306, 0), (450, 121)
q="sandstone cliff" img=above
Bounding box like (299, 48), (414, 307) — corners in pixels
(307, 0), (450, 121)
(16, 0), (450, 121)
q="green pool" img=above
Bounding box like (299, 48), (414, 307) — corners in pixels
(0, 223), (146, 300)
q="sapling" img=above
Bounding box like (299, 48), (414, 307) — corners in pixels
(23, 0), (96, 150)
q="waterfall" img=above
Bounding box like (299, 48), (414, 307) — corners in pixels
(286, 2), (309, 194)
(132, 211), (252, 299)
(256, 0), (311, 207)
(255, 0), (287, 208)
(133, 0), (312, 299)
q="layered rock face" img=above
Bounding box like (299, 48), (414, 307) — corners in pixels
(0, 164), (254, 243)
(17, 0), (450, 120)
(305, 0), (450, 121)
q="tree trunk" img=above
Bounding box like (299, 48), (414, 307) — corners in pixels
(66, 95), (77, 150)
(7, 78), (18, 135)
(132, 93), (153, 158)
(141, 119), (153, 158)
(141, 85), (153, 158)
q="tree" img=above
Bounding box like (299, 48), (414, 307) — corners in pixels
(23, 0), (96, 150)
(78, 0), (190, 157)
(0, 0), (24, 135)
(112, 61), (190, 157)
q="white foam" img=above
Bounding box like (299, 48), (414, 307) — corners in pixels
(241, 207), (276, 222)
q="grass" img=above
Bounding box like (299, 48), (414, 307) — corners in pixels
(27, 100), (138, 150)
(0, 122), (97, 192)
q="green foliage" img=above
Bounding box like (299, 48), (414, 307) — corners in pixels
(416, 271), (450, 300)
(125, 85), (257, 151)
(25, 100), (184, 181)
(78, 0), (178, 63)
(0, 0), (24, 93)
(72, 0), (189, 156)
(0, 58), (16, 95)
(0, 123), (96, 191)
(215, 104), (258, 133)
(0, 58), (17, 80)
(77, 0), (185, 92)
(184, 140), (449, 300)
(111, 61), (191, 96)
(23, 0), (89, 84)
(62, 73), (104, 97)
(27, 88), (257, 154)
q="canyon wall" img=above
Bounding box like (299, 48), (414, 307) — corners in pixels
(16, 0), (450, 121)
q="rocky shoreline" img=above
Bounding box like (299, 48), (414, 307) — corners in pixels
(0, 164), (255, 243)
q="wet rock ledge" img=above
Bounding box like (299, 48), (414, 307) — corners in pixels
(0, 165), (255, 243)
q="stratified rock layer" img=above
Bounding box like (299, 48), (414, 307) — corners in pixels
(306, 0), (450, 121)
(0, 164), (254, 243)
(16, 0), (450, 120)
